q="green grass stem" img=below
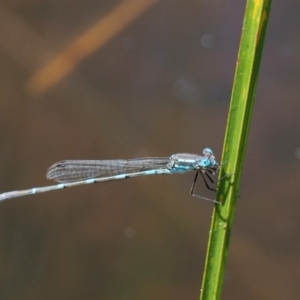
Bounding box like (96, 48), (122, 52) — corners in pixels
(200, 1), (272, 299)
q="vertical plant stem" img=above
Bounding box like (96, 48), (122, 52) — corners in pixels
(200, 1), (272, 299)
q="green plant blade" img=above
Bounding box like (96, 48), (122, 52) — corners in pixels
(200, 1), (272, 299)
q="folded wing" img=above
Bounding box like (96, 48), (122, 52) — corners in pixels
(46, 157), (170, 183)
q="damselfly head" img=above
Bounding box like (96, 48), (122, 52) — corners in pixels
(201, 148), (218, 168)
(202, 148), (214, 157)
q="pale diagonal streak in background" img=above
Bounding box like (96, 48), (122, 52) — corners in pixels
(27, 0), (158, 96)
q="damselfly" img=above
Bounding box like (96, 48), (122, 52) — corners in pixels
(0, 148), (225, 203)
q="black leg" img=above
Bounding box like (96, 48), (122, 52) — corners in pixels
(201, 171), (217, 191)
(190, 171), (199, 195)
(206, 166), (218, 174)
(189, 163), (230, 204)
(190, 171), (220, 204)
(204, 170), (229, 185)
(190, 170), (218, 194)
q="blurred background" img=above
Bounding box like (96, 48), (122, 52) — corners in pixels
(0, 0), (299, 299)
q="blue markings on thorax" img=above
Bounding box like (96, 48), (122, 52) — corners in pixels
(171, 165), (194, 173)
(169, 160), (196, 173)
(198, 158), (211, 168)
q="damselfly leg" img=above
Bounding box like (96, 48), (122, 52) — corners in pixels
(190, 163), (229, 203)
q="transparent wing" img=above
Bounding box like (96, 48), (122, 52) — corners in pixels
(47, 157), (170, 183)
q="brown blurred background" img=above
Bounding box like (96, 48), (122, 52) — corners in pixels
(0, 1), (300, 299)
